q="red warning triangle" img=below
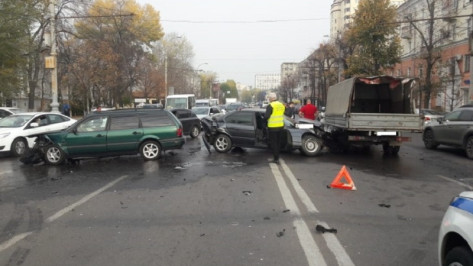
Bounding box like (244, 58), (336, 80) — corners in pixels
(330, 165), (356, 190)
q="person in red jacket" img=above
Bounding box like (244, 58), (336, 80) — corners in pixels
(298, 99), (318, 120)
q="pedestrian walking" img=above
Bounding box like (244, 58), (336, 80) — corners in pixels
(298, 99), (318, 120)
(264, 93), (285, 164)
(62, 101), (70, 117)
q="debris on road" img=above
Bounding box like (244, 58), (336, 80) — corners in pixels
(276, 229), (285, 237)
(315, 224), (337, 234)
(242, 190), (252, 196)
(378, 203), (391, 208)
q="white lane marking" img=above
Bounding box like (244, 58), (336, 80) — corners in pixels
(280, 159), (319, 213)
(46, 175), (128, 223)
(437, 175), (473, 190)
(0, 232), (32, 253)
(269, 162), (327, 266)
(317, 221), (355, 266)
(276, 159), (355, 266)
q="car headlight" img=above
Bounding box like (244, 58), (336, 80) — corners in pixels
(0, 132), (11, 139)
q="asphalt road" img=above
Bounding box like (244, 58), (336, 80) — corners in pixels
(0, 133), (472, 265)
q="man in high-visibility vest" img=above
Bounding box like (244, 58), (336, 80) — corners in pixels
(264, 92), (285, 164)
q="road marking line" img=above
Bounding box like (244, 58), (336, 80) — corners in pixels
(46, 175), (128, 223)
(437, 175), (473, 190)
(280, 159), (319, 213)
(317, 221), (355, 266)
(276, 159), (355, 266)
(0, 232), (32, 253)
(269, 162), (327, 266)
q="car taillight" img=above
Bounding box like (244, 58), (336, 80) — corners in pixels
(177, 127), (183, 137)
(425, 117), (430, 121)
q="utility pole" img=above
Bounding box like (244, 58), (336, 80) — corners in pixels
(49, 0), (59, 113)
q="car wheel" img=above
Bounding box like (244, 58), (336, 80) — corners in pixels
(300, 135), (323, 157)
(465, 136), (473, 160)
(445, 246), (473, 266)
(423, 129), (438, 149)
(213, 134), (232, 153)
(44, 145), (65, 165)
(11, 138), (28, 157)
(140, 140), (161, 160)
(190, 125), (200, 138)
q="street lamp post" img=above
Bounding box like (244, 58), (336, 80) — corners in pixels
(49, 0), (59, 113)
(195, 63), (208, 98)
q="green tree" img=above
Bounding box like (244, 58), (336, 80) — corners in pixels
(219, 80), (238, 101)
(345, 0), (401, 76)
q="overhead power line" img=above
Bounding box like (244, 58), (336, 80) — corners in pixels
(161, 18), (329, 24)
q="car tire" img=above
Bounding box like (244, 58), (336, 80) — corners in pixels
(190, 125), (200, 138)
(423, 129), (438, 149)
(140, 140), (161, 160)
(465, 136), (473, 160)
(213, 134), (232, 153)
(300, 135), (323, 157)
(11, 138), (28, 157)
(44, 145), (65, 165)
(445, 246), (473, 266)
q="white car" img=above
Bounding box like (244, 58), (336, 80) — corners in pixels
(0, 112), (76, 156)
(438, 191), (473, 266)
(191, 106), (220, 120)
(0, 107), (20, 119)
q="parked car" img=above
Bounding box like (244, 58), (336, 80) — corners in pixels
(0, 107), (20, 119)
(420, 109), (445, 127)
(191, 106), (221, 120)
(22, 109), (185, 165)
(170, 108), (201, 138)
(200, 108), (323, 156)
(0, 112), (76, 156)
(423, 107), (473, 159)
(225, 103), (246, 112)
(438, 191), (473, 266)
(141, 103), (163, 109)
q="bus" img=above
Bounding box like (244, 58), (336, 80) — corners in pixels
(165, 94), (196, 110)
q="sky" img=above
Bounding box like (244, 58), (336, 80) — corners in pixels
(136, 0), (332, 87)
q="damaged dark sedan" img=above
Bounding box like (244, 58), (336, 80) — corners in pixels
(200, 108), (323, 156)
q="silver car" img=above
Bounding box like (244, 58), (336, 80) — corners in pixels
(423, 107), (473, 159)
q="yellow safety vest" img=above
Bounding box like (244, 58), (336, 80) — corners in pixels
(268, 101), (285, 128)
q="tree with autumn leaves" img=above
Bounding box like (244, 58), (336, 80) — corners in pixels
(344, 0), (402, 76)
(66, 0), (164, 109)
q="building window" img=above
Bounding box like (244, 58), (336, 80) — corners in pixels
(465, 55), (470, 72)
(418, 64), (424, 78)
(407, 67), (411, 77)
(397, 69), (402, 76)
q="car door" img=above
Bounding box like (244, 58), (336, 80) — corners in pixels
(445, 110), (473, 146)
(106, 115), (142, 154)
(224, 111), (256, 146)
(434, 110), (462, 144)
(65, 115), (109, 156)
(173, 109), (192, 135)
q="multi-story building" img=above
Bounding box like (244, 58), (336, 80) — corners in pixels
(330, 0), (406, 41)
(254, 73), (281, 91)
(392, 0), (472, 111)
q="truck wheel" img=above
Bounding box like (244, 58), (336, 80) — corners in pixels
(445, 246), (473, 266)
(213, 134), (232, 153)
(465, 136), (473, 159)
(383, 144), (400, 155)
(300, 135), (323, 157)
(190, 125), (200, 138)
(423, 129), (438, 149)
(140, 140), (161, 160)
(44, 145), (65, 165)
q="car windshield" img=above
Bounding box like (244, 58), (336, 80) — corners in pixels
(166, 98), (188, 109)
(191, 107), (209, 115)
(0, 114), (34, 128)
(422, 109), (443, 115)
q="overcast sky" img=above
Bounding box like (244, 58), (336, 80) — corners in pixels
(136, 0), (332, 87)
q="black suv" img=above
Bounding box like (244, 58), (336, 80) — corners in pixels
(24, 109), (186, 165)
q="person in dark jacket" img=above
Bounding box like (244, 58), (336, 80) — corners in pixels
(264, 93), (285, 164)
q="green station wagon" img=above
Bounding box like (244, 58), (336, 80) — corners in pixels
(29, 109), (185, 165)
